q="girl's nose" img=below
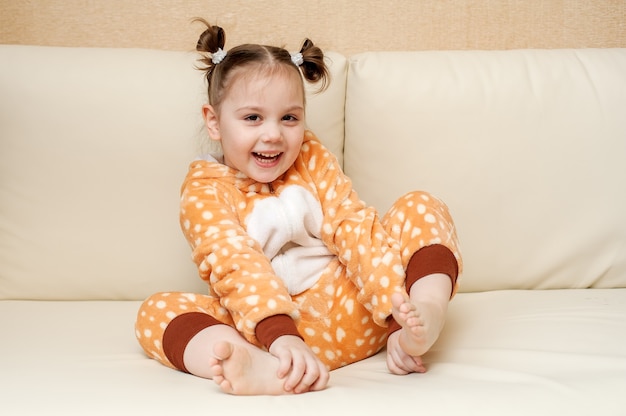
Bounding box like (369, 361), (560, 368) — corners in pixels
(261, 122), (282, 142)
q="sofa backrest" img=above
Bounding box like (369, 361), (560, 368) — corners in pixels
(0, 45), (346, 300)
(2, 45), (626, 300)
(344, 48), (626, 292)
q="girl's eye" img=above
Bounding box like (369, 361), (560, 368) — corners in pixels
(245, 115), (260, 122)
(283, 115), (298, 122)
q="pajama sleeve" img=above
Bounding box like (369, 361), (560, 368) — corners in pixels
(179, 164), (301, 346)
(296, 133), (405, 326)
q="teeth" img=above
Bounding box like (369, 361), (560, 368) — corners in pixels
(255, 152), (280, 159)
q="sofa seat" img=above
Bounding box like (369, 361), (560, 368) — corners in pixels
(1, 289), (625, 415)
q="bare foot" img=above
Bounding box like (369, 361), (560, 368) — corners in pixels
(209, 341), (290, 395)
(386, 291), (447, 374)
(390, 292), (443, 357)
(386, 274), (451, 374)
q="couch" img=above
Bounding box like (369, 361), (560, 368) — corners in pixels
(1, 44), (625, 415)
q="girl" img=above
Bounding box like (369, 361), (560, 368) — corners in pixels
(136, 18), (462, 396)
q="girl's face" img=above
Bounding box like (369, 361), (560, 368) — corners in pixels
(203, 67), (305, 184)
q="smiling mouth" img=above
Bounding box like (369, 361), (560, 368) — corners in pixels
(253, 152), (282, 164)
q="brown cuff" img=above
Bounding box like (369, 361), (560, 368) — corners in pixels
(405, 244), (459, 292)
(162, 312), (222, 373)
(387, 244), (459, 335)
(256, 314), (302, 350)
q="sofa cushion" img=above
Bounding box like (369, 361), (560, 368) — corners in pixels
(344, 49), (626, 292)
(2, 289), (625, 414)
(0, 45), (347, 300)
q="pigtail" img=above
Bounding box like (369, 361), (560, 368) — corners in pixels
(192, 18), (226, 81)
(297, 39), (329, 92)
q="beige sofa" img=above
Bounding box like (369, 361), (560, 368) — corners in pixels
(1, 44), (625, 415)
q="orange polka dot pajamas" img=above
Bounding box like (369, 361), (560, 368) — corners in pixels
(136, 131), (462, 372)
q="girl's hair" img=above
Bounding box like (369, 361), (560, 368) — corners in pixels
(193, 18), (329, 109)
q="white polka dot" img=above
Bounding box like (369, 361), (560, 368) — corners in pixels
(245, 295), (260, 305)
(345, 299), (354, 314)
(380, 275), (390, 288)
(336, 327), (346, 342)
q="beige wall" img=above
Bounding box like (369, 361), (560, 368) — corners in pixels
(1, 0), (625, 55)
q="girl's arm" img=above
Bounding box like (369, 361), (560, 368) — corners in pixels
(299, 133), (405, 325)
(180, 162), (300, 346)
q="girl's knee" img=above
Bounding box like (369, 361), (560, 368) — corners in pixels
(401, 190), (444, 208)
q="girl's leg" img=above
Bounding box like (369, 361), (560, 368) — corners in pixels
(135, 291), (231, 370)
(135, 292), (292, 395)
(381, 190), (462, 280)
(381, 191), (462, 374)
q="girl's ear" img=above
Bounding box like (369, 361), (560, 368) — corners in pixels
(202, 104), (221, 141)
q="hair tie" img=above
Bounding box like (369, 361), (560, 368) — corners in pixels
(212, 48), (227, 64)
(291, 52), (304, 66)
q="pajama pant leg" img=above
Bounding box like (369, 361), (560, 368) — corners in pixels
(135, 292), (232, 370)
(291, 261), (389, 370)
(381, 191), (462, 292)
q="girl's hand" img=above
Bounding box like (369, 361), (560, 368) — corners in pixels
(268, 335), (329, 393)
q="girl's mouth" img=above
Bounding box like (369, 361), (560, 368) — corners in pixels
(253, 152), (282, 165)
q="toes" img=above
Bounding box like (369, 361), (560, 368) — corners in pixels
(217, 378), (235, 394)
(391, 292), (408, 309)
(213, 341), (233, 360)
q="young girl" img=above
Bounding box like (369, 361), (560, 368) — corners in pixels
(135, 18), (462, 396)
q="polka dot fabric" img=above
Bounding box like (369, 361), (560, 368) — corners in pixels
(135, 131), (461, 370)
